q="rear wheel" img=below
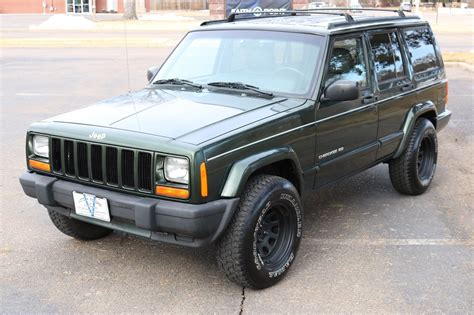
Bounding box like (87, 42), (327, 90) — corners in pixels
(48, 208), (112, 240)
(216, 175), (303, 289)
(389, 118), (438, 195)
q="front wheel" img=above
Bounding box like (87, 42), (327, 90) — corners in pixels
(389, 118), (438, 195)
(216, 175), (303, 289)
(48, 208), (113, 240)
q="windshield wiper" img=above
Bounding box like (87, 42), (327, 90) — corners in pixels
(153, 78), (202, 89)
(206, 81), (274, 97)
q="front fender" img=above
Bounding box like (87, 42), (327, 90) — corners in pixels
(393, 101), (437, 159)
(221, 147), (303, 198)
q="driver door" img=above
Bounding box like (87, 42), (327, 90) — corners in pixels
(314, 34), (379, 188)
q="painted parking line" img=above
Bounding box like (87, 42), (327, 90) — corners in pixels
(304, 238), (474, 246)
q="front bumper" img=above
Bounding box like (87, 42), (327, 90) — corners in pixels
(20, 172), (239, 247)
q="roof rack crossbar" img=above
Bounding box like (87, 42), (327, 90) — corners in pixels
(327, 15), (419, 29)
(201, 10), (355, 26)
(200, 7), (409, 27)
(293, 7), (406, 17)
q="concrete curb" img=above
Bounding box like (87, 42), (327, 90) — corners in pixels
(0, 38), (178, 48)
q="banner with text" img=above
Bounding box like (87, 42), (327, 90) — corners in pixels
(226, 0), (293, 18)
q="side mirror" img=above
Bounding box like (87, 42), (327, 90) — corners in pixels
(147, 66), (160, 82)
(322, 80), (360, 102)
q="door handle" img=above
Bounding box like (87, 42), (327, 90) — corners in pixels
(400, 83), (414, 92)
(362, 94), (377, 104)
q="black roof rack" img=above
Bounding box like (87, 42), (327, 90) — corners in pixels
(201, 7), (414, 27)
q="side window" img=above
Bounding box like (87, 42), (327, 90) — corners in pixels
(369, 31), (406, 85)
(325, 37), (368, 89)
(404, 28), (438, 73)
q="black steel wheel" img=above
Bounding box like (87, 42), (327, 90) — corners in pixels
(416, 136), (436, 181)
(216, 175), (303, 289)
(389, 118), (438, 195)
(255, 204), (297, 271)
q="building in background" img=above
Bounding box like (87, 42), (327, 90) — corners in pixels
(0, 0), (211, 13)
(0, 0), (152, 14)
(0, 0), (470, 15)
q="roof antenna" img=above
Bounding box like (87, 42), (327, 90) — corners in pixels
(123, 19), (142, 131)
(123, 19), (132, 93)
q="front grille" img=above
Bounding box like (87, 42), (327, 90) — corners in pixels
(51, 137), (154, 193)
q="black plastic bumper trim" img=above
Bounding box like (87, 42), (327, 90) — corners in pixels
(19, 172), (239, 247)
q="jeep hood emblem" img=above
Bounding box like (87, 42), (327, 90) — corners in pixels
(89, 132), (106, 140)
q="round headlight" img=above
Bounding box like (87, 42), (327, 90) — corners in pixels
(32, 135), (49, 159)
(164, 157), (189, 184)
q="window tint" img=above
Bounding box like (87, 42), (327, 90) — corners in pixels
(369, 31), (405, 83)
(404, 28), (438, 73)
(325, 38), (367, 88)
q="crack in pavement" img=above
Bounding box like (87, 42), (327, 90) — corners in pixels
(239, 287), (246, 315)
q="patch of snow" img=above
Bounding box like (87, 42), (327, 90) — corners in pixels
(30, 15), (96, 30)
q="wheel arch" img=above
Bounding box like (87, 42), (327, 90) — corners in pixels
(393, 101), (438, 159)
(220, 147), (304, 198)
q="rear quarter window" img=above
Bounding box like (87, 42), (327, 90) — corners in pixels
(403, 27), (438, 74)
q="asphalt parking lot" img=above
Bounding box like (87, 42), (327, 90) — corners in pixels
(1, 29), (473, 313)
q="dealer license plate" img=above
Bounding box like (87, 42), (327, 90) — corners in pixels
(72, 191), (110, 222)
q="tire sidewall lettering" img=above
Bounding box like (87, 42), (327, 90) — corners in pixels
(253, 200), (272, 270)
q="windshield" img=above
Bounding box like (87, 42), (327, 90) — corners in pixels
(154, 30), (324, 97)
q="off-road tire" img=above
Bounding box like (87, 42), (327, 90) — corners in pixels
(389, 118), (438, 195)
(47, 208), (112, 240)
(216, 175), (303, 289)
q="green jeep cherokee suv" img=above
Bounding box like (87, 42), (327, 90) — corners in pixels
(20, 9), (451, 289)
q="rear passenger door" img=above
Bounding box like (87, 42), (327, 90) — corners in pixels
(367, 29), (415, 159)
(314, 35), (378, 188)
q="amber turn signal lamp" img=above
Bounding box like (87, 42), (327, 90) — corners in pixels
(200, 162), (208, 198)
(155, 185), (189, 199)
(29, 159), (51, 172)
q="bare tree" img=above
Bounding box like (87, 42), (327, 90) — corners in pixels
(123, 0), (138, 20)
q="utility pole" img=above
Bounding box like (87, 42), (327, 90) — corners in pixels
(123, 0), (138, 20)
(92, 0), (97, 21)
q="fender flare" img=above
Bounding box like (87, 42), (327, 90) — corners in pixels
(220, 147), (304, 198)
(393, 101), (438, 159)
